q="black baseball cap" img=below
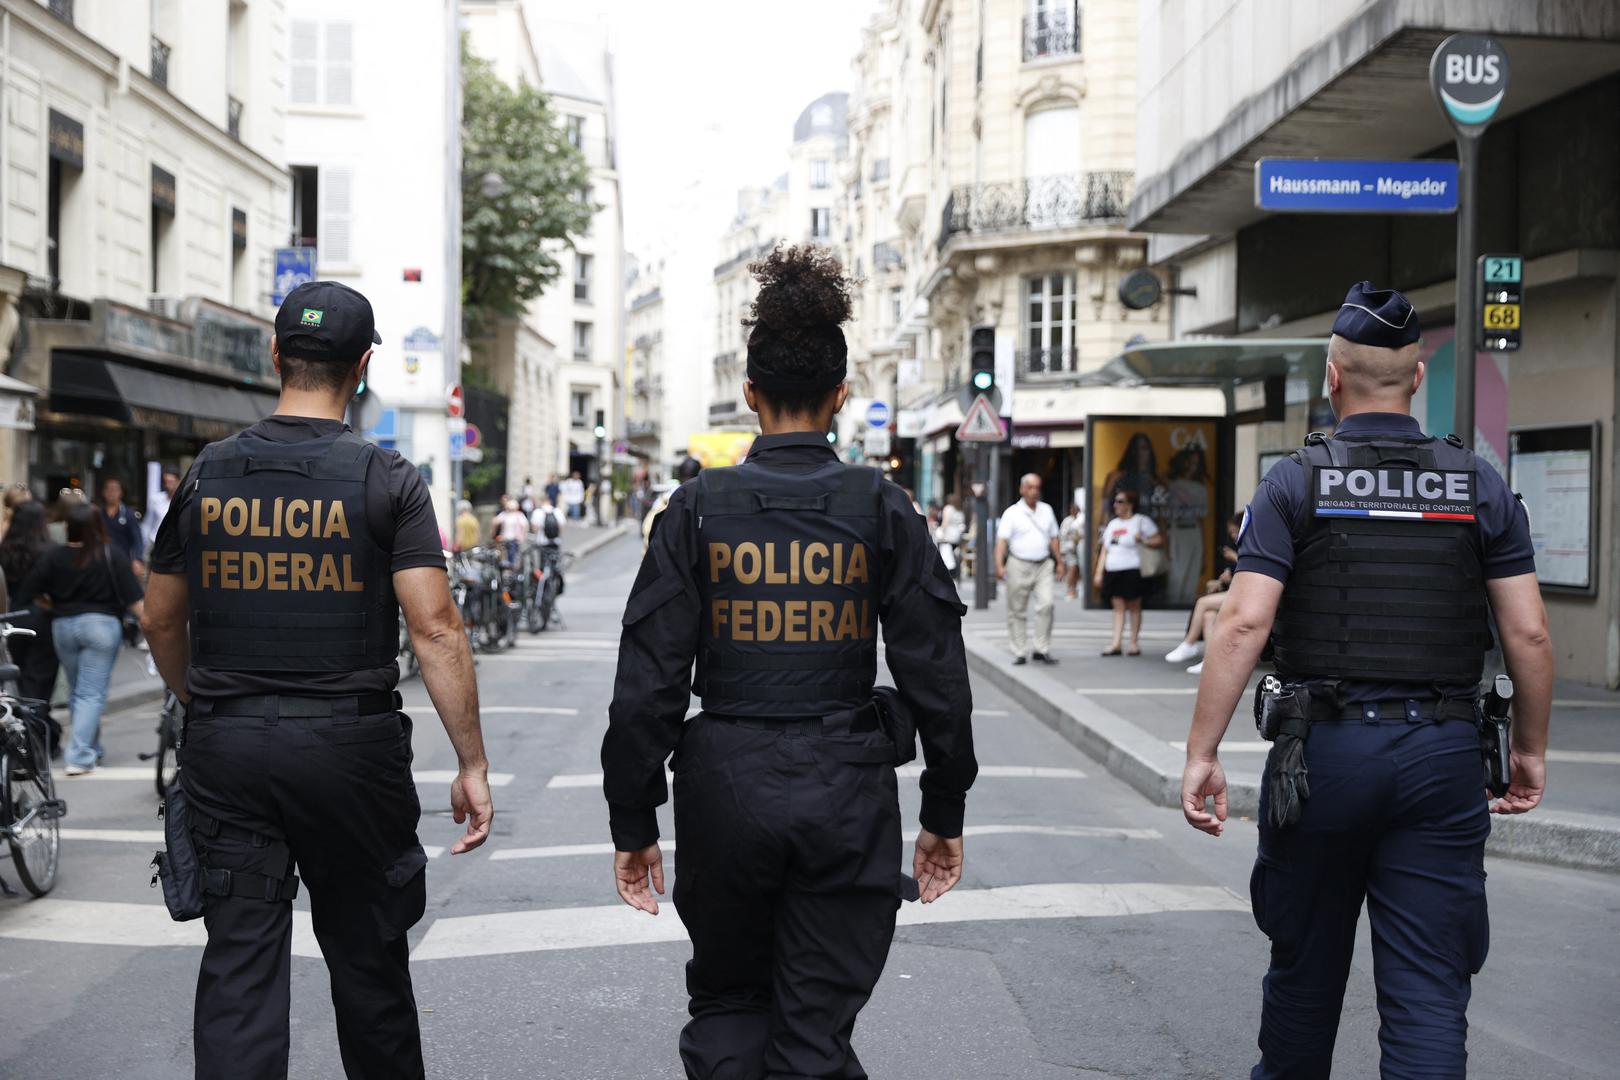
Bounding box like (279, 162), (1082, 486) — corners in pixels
(274, 280), (382, 363)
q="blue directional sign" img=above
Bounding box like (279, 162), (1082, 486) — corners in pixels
(1255, 159), (1458, 214)
(272, 247), (317, 304)
(865, 401), (890, 429)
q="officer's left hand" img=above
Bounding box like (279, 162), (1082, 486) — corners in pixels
(1491, 751), (1546, 815)
(614, 843), (665, 915)
(1180, 757), (1228, 836)
(913, 830), (963, 903)
(450, 771), (494, 854)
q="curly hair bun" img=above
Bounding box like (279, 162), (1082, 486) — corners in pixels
(745, 244), (853, 331)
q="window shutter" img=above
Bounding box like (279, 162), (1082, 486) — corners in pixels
(290, 19), (319, 105)
(325, 22), (354, 106)
(319, 167), (353, 265)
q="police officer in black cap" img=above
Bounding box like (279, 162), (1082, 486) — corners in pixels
(603, 245), (979, 1079)
(1179, 282), (1554, 1078)
(143, 280), (494, 1079)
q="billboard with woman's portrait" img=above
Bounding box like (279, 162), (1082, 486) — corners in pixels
(1088, 417), (1221, 608)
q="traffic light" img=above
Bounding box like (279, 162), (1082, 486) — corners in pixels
(969, 325), (995, 393)
(593, 408), (606, 441)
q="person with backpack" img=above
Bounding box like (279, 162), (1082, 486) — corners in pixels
(530, 497), (563, 549)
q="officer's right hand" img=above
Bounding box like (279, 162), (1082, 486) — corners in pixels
(1181, 756), (1228, 836)
(614, 843), (665, 915)
(913, 830), (964, 903)
(1491, 751), (1546, 815)
(449, 770), (494, 854)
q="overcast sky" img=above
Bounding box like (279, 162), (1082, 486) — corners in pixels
(524, 0), (879, 253)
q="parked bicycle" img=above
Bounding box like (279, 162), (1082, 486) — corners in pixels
(452, 547), (516, 653)
(0, 610), (64, 897)
(536, 547), (571, 632)
(137, 689), (184, 800)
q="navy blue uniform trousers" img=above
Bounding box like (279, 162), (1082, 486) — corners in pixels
(180, 703), (428, 1080)
(672, 715), (909, 1080)
(1250, 715), (1491, 1079)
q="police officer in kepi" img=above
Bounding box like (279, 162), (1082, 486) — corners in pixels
(1179, 282), (1554, 1079)
(143, 280), (494, 1080)
(602, 245), (979, 1080)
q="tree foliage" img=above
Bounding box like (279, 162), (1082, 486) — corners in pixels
(461, 42), (594, 336)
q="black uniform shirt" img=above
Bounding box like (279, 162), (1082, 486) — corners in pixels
(1237, 411), (1535, 702)
(149, 415), (445, 697)
(602, 431), (978, 852)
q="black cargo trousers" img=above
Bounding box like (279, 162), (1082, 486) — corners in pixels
(179, 693), (428, 1080)
(672, 712), (916, 1080)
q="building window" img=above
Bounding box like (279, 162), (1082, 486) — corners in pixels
(231, 207), (249, 308)
(290, 19), (354, 107)
(289, 164), (350, 266)
(565, 115), (584, 149)
(151, 165), (178, 295)
(227, 0), (248, 140)
(810, 207), (831, 241)
(889, 287), (903, 327)
(45, 110), (84, 294)
(574, 253), (593, 302)
(811, 103), (832, 127)
(1022, 272), (1078, 373)
(150, 36), (171, 89)
(48, 0), (73, 25)
(810, 159), (830, 190)
(1024, 1), (1081, 62)
(573, 321), (593, 360)
(570, 390), (591, 427)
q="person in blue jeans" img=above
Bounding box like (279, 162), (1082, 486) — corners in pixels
(18, 503), (143, 775)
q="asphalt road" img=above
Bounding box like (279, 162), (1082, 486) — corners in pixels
(1, 533), (1616, 1079)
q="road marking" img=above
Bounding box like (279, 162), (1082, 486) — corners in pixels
(973, 709), (1010, 717)
(59, 768), (516, 787)
(475, 654), (618, 664)
(1074, 687), (1200, 696)
(59, 828), (166, 844)
(544, 764), (1084, 789)
(1551, 699), (1619, 709)
(423, 845), (446, 859)
(478, 706), (580, 716)
(1171, 740), (1268, 753)
(408, 882), (1246, 961)
(1167, 741), (1620, 766)
(487, 823), (1156, 862)
(0, 899), (324, 958)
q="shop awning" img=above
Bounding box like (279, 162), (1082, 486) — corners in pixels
(50, 352), (277, 429)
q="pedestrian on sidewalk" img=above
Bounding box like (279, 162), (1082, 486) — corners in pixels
(1179, 281), (1554, 1079)
(1059, 501), (1085, 599)
(604, 245), (977, 1080)
(98, 476), (145, 577)
(938, 492), (966, 578)
(1093, 489), (1162, 656)
(18, 504), (143, 776)
(492, 495), (528, 566)
(0, 501), (61, 755)
(142, 280), (493, 1080)
(996, 474), (1062, 665)
(454, 499), (480, 553)
(561, 471), (585, 520)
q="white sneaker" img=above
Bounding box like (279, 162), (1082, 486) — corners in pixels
(1164, 641), (1204, 663)
(1186, 661), (1204, 675)
(63, 763), (94, 777)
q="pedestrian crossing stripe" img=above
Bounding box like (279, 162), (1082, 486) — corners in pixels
(543, 764), (1085, 789)
(59, 767), (515, 787)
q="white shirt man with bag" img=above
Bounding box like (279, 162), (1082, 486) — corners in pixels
(995, 473), (1063, 665)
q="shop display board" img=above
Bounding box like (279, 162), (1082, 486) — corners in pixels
(1508, 422), (1600, 594)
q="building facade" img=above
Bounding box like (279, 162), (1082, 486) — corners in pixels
(1130, 0), (1620, 686)
(284, 0), (456, 523)
(845, 0), (1169, 517)
(0, 0), (293, 510)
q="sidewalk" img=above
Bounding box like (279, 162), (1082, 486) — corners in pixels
(958, 583), (1620, 873)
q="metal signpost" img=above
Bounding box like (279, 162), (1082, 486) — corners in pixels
(958, 393), (1005, 610)
(1431, 34), (1510, 447)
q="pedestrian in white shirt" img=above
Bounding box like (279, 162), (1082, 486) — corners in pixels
(492, 496), (528, 566)
(1091, 488), (1163, 656)
(995, 473), (1062, 665)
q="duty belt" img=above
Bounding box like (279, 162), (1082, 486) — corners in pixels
(1308, 697), (1477, 724)
(192, 691), (401, 719)
(706, 701), (881, 737)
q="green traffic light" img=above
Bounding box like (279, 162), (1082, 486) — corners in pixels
(972, 371), (993, 390)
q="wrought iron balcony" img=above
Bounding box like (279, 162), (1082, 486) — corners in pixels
(48, 0), (73, 24)
(937, 171), (1131, 249)
(626, 419), (661, 439)
(227, 96), (243, 141)
(1017, 347), (1080, 378)
(872, 241), (905, 274)
(151, 37), (171, 89)
(1023, 4), (1081, 62)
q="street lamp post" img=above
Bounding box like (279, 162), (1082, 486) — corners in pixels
(593, 408), (607, 526)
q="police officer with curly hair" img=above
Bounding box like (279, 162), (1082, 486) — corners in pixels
(603, 245), (979, 1079)
(143, 281), (493, 1080)
(1180, 282), (1554, 1079)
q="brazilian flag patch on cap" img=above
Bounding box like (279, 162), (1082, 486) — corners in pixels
(300, 308), (323, 326)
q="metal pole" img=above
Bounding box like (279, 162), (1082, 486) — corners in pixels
(973, 445), (991, 610)
(595, 436), (606, 526)
(445, 0), (464, 501)
(1452, 133), (1479, 448)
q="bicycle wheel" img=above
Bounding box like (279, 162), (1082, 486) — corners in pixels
(539, 576), (559, 631)
(153, 718), (180, 801)
(2, 735), (61, 897)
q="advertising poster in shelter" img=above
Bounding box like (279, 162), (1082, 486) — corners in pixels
(1088, 417), (1221, 608)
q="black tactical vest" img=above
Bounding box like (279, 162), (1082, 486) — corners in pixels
(690, 460), (884, 717)
(185, 430), (398, 674)
(1272, 431), (1493, 685)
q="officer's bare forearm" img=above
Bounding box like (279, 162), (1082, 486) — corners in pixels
(397, 566), (488, 772)
(1186, 572), (1282, 761)
(1487, 573), (1554, 756)
(141, 572), (192, 701)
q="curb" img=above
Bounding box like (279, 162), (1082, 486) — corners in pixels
(962, 632), (1620, 874)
